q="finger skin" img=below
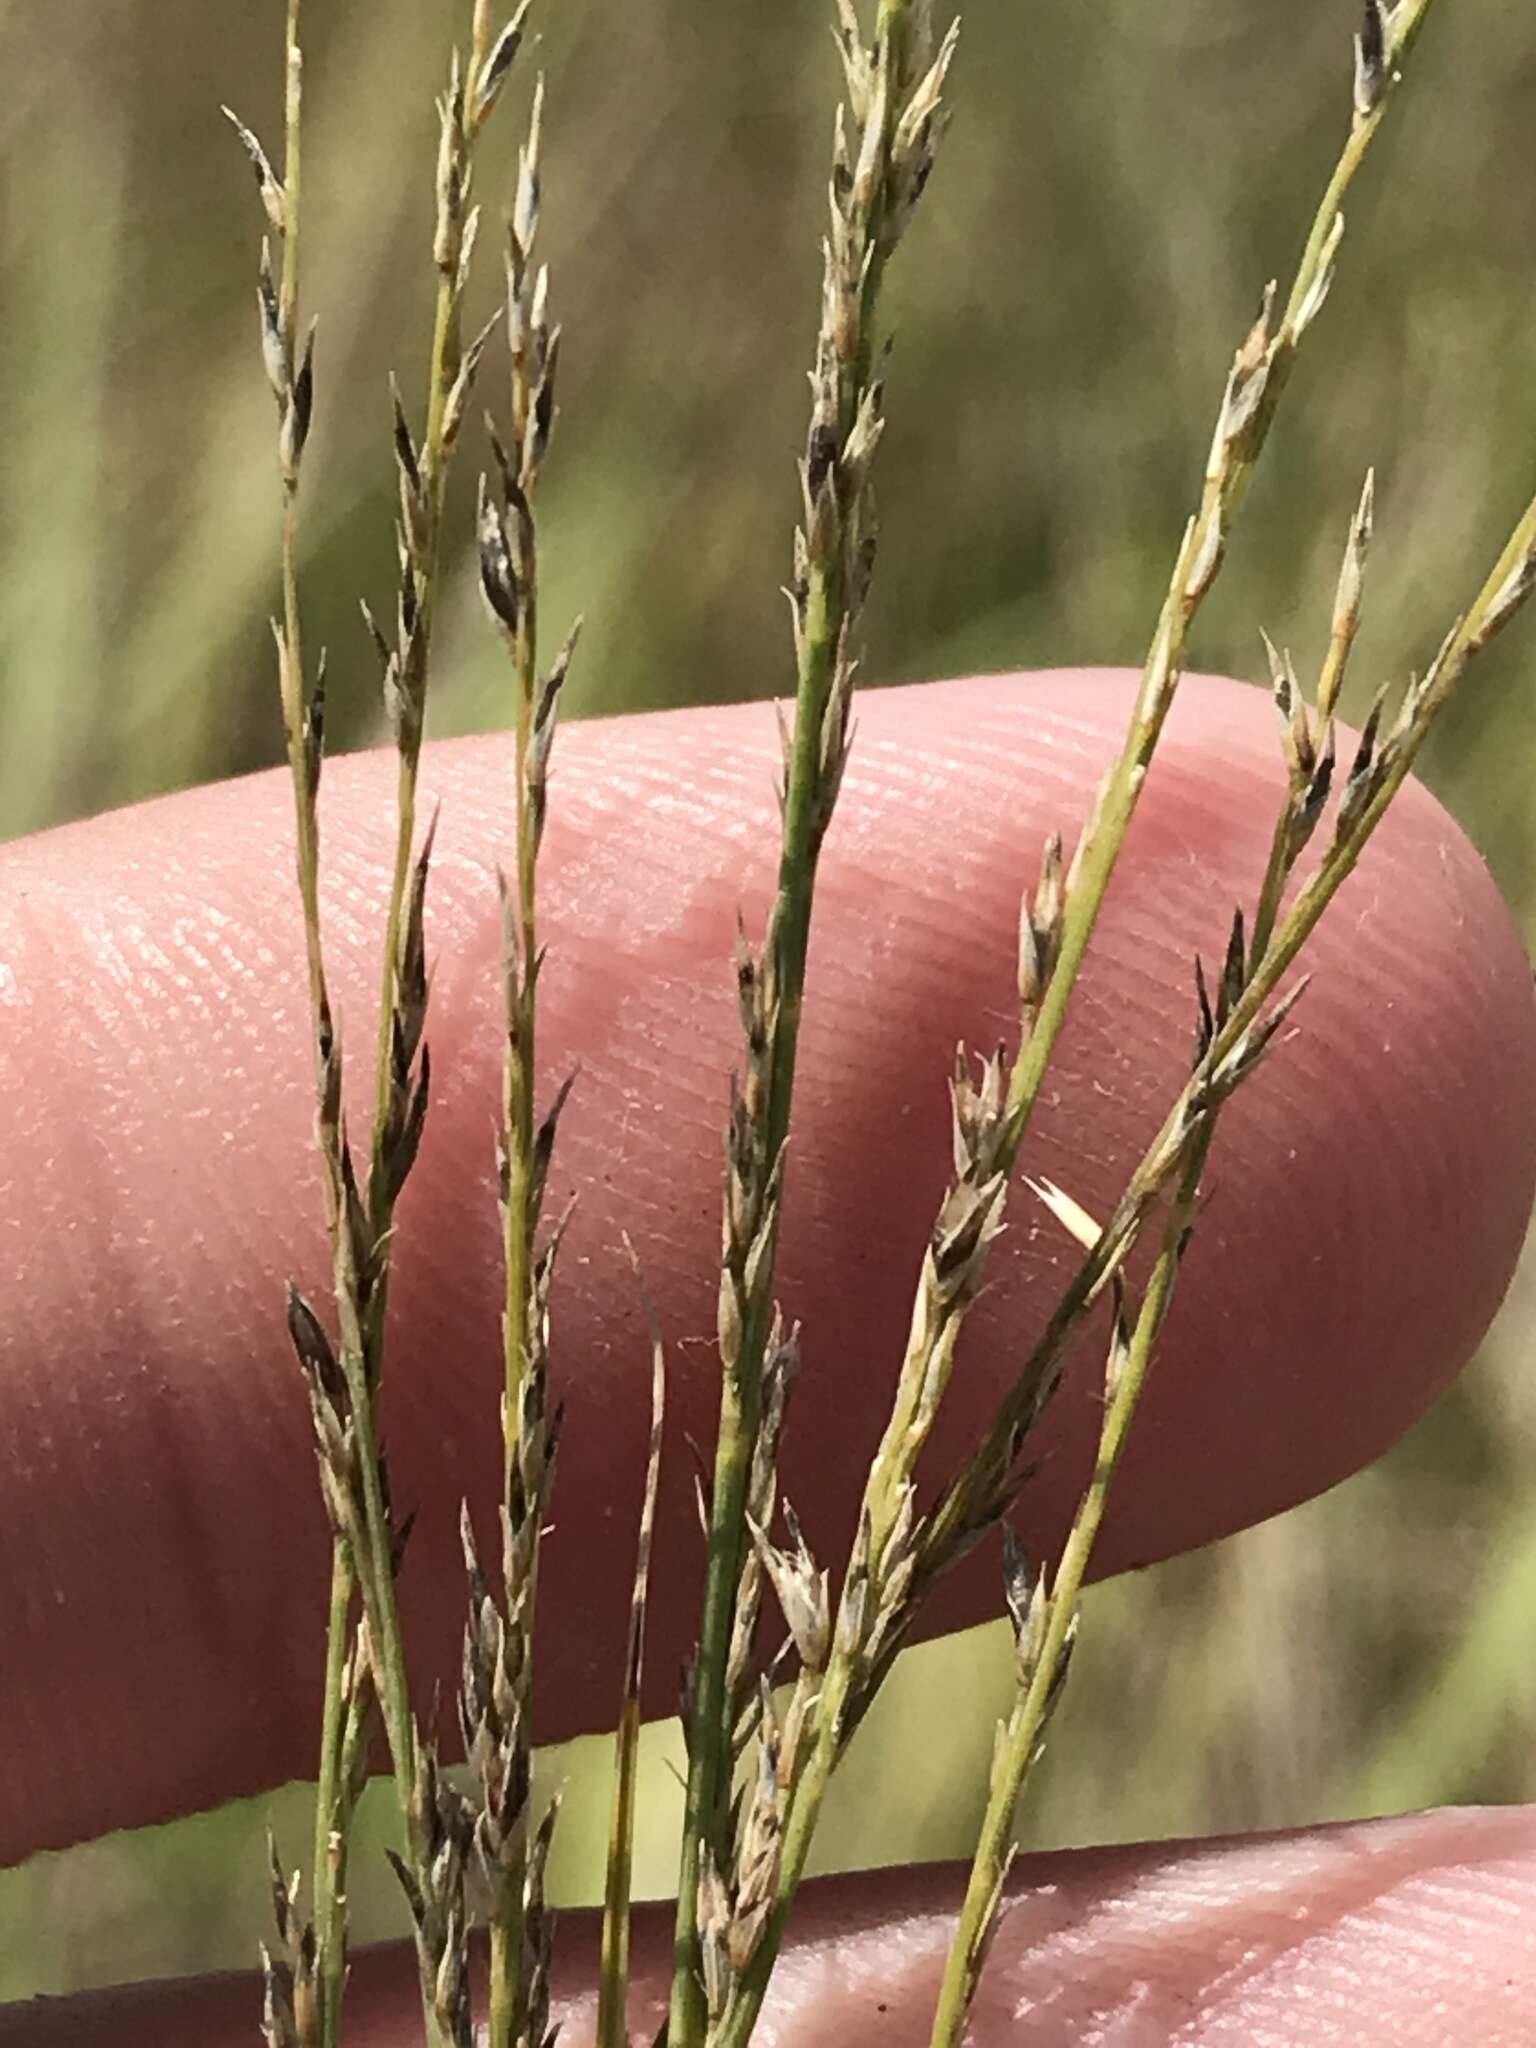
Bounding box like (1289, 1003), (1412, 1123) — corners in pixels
(0, 671), (1531, 1861)
(9, 1806), (1536, 2044)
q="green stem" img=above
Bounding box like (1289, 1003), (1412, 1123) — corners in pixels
(670, 12), (919, 2040)
(669, 525), (855, 2048)
(719, 41), (1453, 2009)
(1001, 0), (1440, 1159)
(934, 394), (1530, 2048)
(488, 1922), (516, 2048)
(897, 0), (1452, 1561)
(268, 7), (364, 2036)
(924, 471), (1536, 1597)
(670, 1344), (759, 2041)
(310, 1549), (355, 2047)
(338, 1350), (418, 1797)
(346, 85), (472, 2021)
(488, 269), (545, 2048)
(928, 1151), (1202, 2048)
(1248, 781), (1297, 963)
(597, 1690), (644, 2048)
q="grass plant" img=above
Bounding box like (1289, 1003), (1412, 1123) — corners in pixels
(132, 0), (1536, 2040)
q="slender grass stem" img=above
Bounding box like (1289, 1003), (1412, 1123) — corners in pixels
(668, 196), (869, 2048)
(335, 36), (515, 2025)
(922, 466), (1536, 1619)
(309, 1550), (354, 2046)
(1002, 0), (1438, 1164)
(713, 18), (1457, 2039)
(928, 1150), (1200, 2047)
(669, 5), (955, 2039)
(486, 1925), (515, 2048)
(229, 1), (1536, 2039)
(458, 63), (569, 2042)
(925, 416), (1536, 2048)
(247, 6), (364, 2038)
(485, 435), (535, 2048)
(238, 13), (536, 2045)
(485, 348), (536, 2048)
(365, 177), (460, 1303)
(597, 1274), (666, 2048)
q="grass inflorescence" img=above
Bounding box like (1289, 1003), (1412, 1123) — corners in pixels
(216, 0), (1536, 2041)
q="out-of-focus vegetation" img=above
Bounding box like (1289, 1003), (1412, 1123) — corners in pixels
(5, 0), (1536, 2001)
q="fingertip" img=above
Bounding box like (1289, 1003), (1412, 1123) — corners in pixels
(1, 669), (1531, 1860)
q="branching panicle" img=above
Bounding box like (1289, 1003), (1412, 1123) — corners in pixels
(232, 6), (553, 2045)
(230, 1), (1536, 2043)
(261, 1837), (321, 2048)
(671, 9), (960, 2037)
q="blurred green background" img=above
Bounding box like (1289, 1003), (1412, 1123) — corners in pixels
(6, 0), (1536, 2004)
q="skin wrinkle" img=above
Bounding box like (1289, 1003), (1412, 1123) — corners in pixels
(1181, 1873), (1527, 2042)
(950, 1813), (1536, 2043)
(0, 671), (1533, 1874)
(620, 1812), (1531, 2043)
(8, 1811), (1536, 2039)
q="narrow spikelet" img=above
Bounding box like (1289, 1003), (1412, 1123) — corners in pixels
(727, 1692), (787, 1973)
(222, 106), (288, 236)
(1335, 682), (1391, 839)
(472, 0), (533, 129)
(441, 307), (500, 458)
(726, 1314), (800, 1752)
(478, 473), (521, 629)
(999, 1526), (1036, 1660)
(260, 1944), (300, 2048)
(1290, 211), (1345, 340)
(1220, 907), (1246, 1019)
(1193, 951), (1216, 1063)
(521, 1797), (562, 2048)
(433, 53), (469, 277)
(1024, 1176), (1102, 1253)
(1262, 631), (1314, 787)
(697, 1851), (735, 2024)
(748, 1503), (831, 1675)
(257, 243), (290, 404)
(1355, 0), (1389, 120)
(261, 1835), (320, 2048)
(1469, 543), (1536, 653)
(279, 320), (316, 482)
(1329, 468), (1375, 666)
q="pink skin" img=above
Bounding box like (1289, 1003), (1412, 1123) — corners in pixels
(13, 1812), (1536, 2046)
(2, 670), (1534, 2041)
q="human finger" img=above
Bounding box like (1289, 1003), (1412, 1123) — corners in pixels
(8, 1805), (1536, 2043)
(1, 669), (1530, 1860)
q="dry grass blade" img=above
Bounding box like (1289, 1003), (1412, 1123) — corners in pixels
(596, 1243), (668, 2048)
